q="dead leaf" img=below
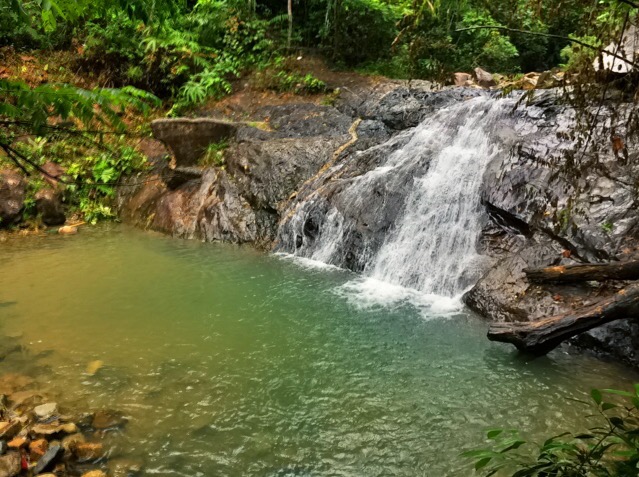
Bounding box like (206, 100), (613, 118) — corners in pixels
(19, 55), (35, 62)
(562, 249), (571, 258)
(612, 135), (625, 154)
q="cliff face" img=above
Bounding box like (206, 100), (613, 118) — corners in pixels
(119, 83), (639, 367)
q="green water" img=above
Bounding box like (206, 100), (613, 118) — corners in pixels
(0, 226), (636, 476)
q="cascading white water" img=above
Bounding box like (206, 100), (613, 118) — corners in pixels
(369, 98), (506, 297)
(285, 96), (510, 306)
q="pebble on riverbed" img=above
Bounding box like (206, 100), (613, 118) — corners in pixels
(0, 371), (136, 477)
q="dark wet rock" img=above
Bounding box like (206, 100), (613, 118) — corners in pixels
(35, 188), (66, 226)
(0, 423), (21, 441)
(572, 319), (639, 364)
(0, 451), (20, 477)
(360, 85), (481, 130)
(151, 118), (239, 167)
(0, 170), (25, 228)
(91, 410), (127, 430)
(161, 167), (203, 190)
(252, 104), (352, 139)
(32, 444), (62, 474)
(122, 102), (355, 248)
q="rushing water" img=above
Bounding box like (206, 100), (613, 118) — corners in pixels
(281, 97), (513, 303)
(0, 226), (636, 476)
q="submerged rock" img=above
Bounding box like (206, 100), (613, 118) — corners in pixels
(0, 451), (20, 477)
(91, 410), (127, 430)
(72, 442), (103, 462)
(107, 457), (144, 477)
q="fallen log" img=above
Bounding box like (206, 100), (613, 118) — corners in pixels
(525, 260), (639, 284)
(488, 283), (639, 355)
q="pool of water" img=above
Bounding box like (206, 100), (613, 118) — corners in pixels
(0, 226), (636, 476)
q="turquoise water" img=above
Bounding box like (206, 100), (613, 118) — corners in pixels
(0, 226), (636, 476)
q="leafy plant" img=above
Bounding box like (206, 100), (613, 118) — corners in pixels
(200, 139), (228, 167)
(463, 386), (639, 476)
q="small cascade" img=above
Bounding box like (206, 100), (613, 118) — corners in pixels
(280, 95), (511, 301)
(369, 99), (505, 297)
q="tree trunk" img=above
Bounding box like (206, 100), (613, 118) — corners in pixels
(287, 0), (293, 49)
(487, 284), (639, 355)
(525, 260), (639, 283)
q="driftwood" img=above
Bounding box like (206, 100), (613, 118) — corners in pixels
(488, 284), (639, 355)
(525, 260), (639, 284)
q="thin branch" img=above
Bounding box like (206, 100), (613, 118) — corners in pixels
(618, 0), (639, 9)
(453, 25), (639, 69)
(0, 143), (30, 176)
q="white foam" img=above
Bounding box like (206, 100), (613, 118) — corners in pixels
(274, 252), (343, 271)
(335, 277), (463, 317)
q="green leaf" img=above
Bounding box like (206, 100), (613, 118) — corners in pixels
(475, 457), (492, 470)
(487, 429), (503, 439)
(591, 388), (602, 405)
(603, 388), (634, 397)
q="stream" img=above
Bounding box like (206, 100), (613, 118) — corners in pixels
(0, 226), (636, 476)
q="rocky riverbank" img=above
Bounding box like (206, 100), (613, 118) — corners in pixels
(0, 339), (141, 477)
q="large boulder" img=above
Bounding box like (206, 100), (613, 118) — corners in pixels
(0, 170), (25, 227)
(35, 188), (66, 226)
(474, 67), (496, 88)
(151, 118), (239, 167)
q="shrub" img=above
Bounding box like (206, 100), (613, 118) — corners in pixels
(463, 385), (639, 476)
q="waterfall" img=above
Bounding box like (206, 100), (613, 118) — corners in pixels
(280, 95), (510, 305)
(369, 98), (505, 297)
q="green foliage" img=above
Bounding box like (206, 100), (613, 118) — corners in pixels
(321, 0), (401, 66)
(463, 385), (639, 476)
(454, 8), (519, 72)
(0, 79), (158, 134)
(250, 55), (327, 95)
(200, 139), (229, 167)
(560, 35), (602, 72)
(601, 221), (614, 234)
